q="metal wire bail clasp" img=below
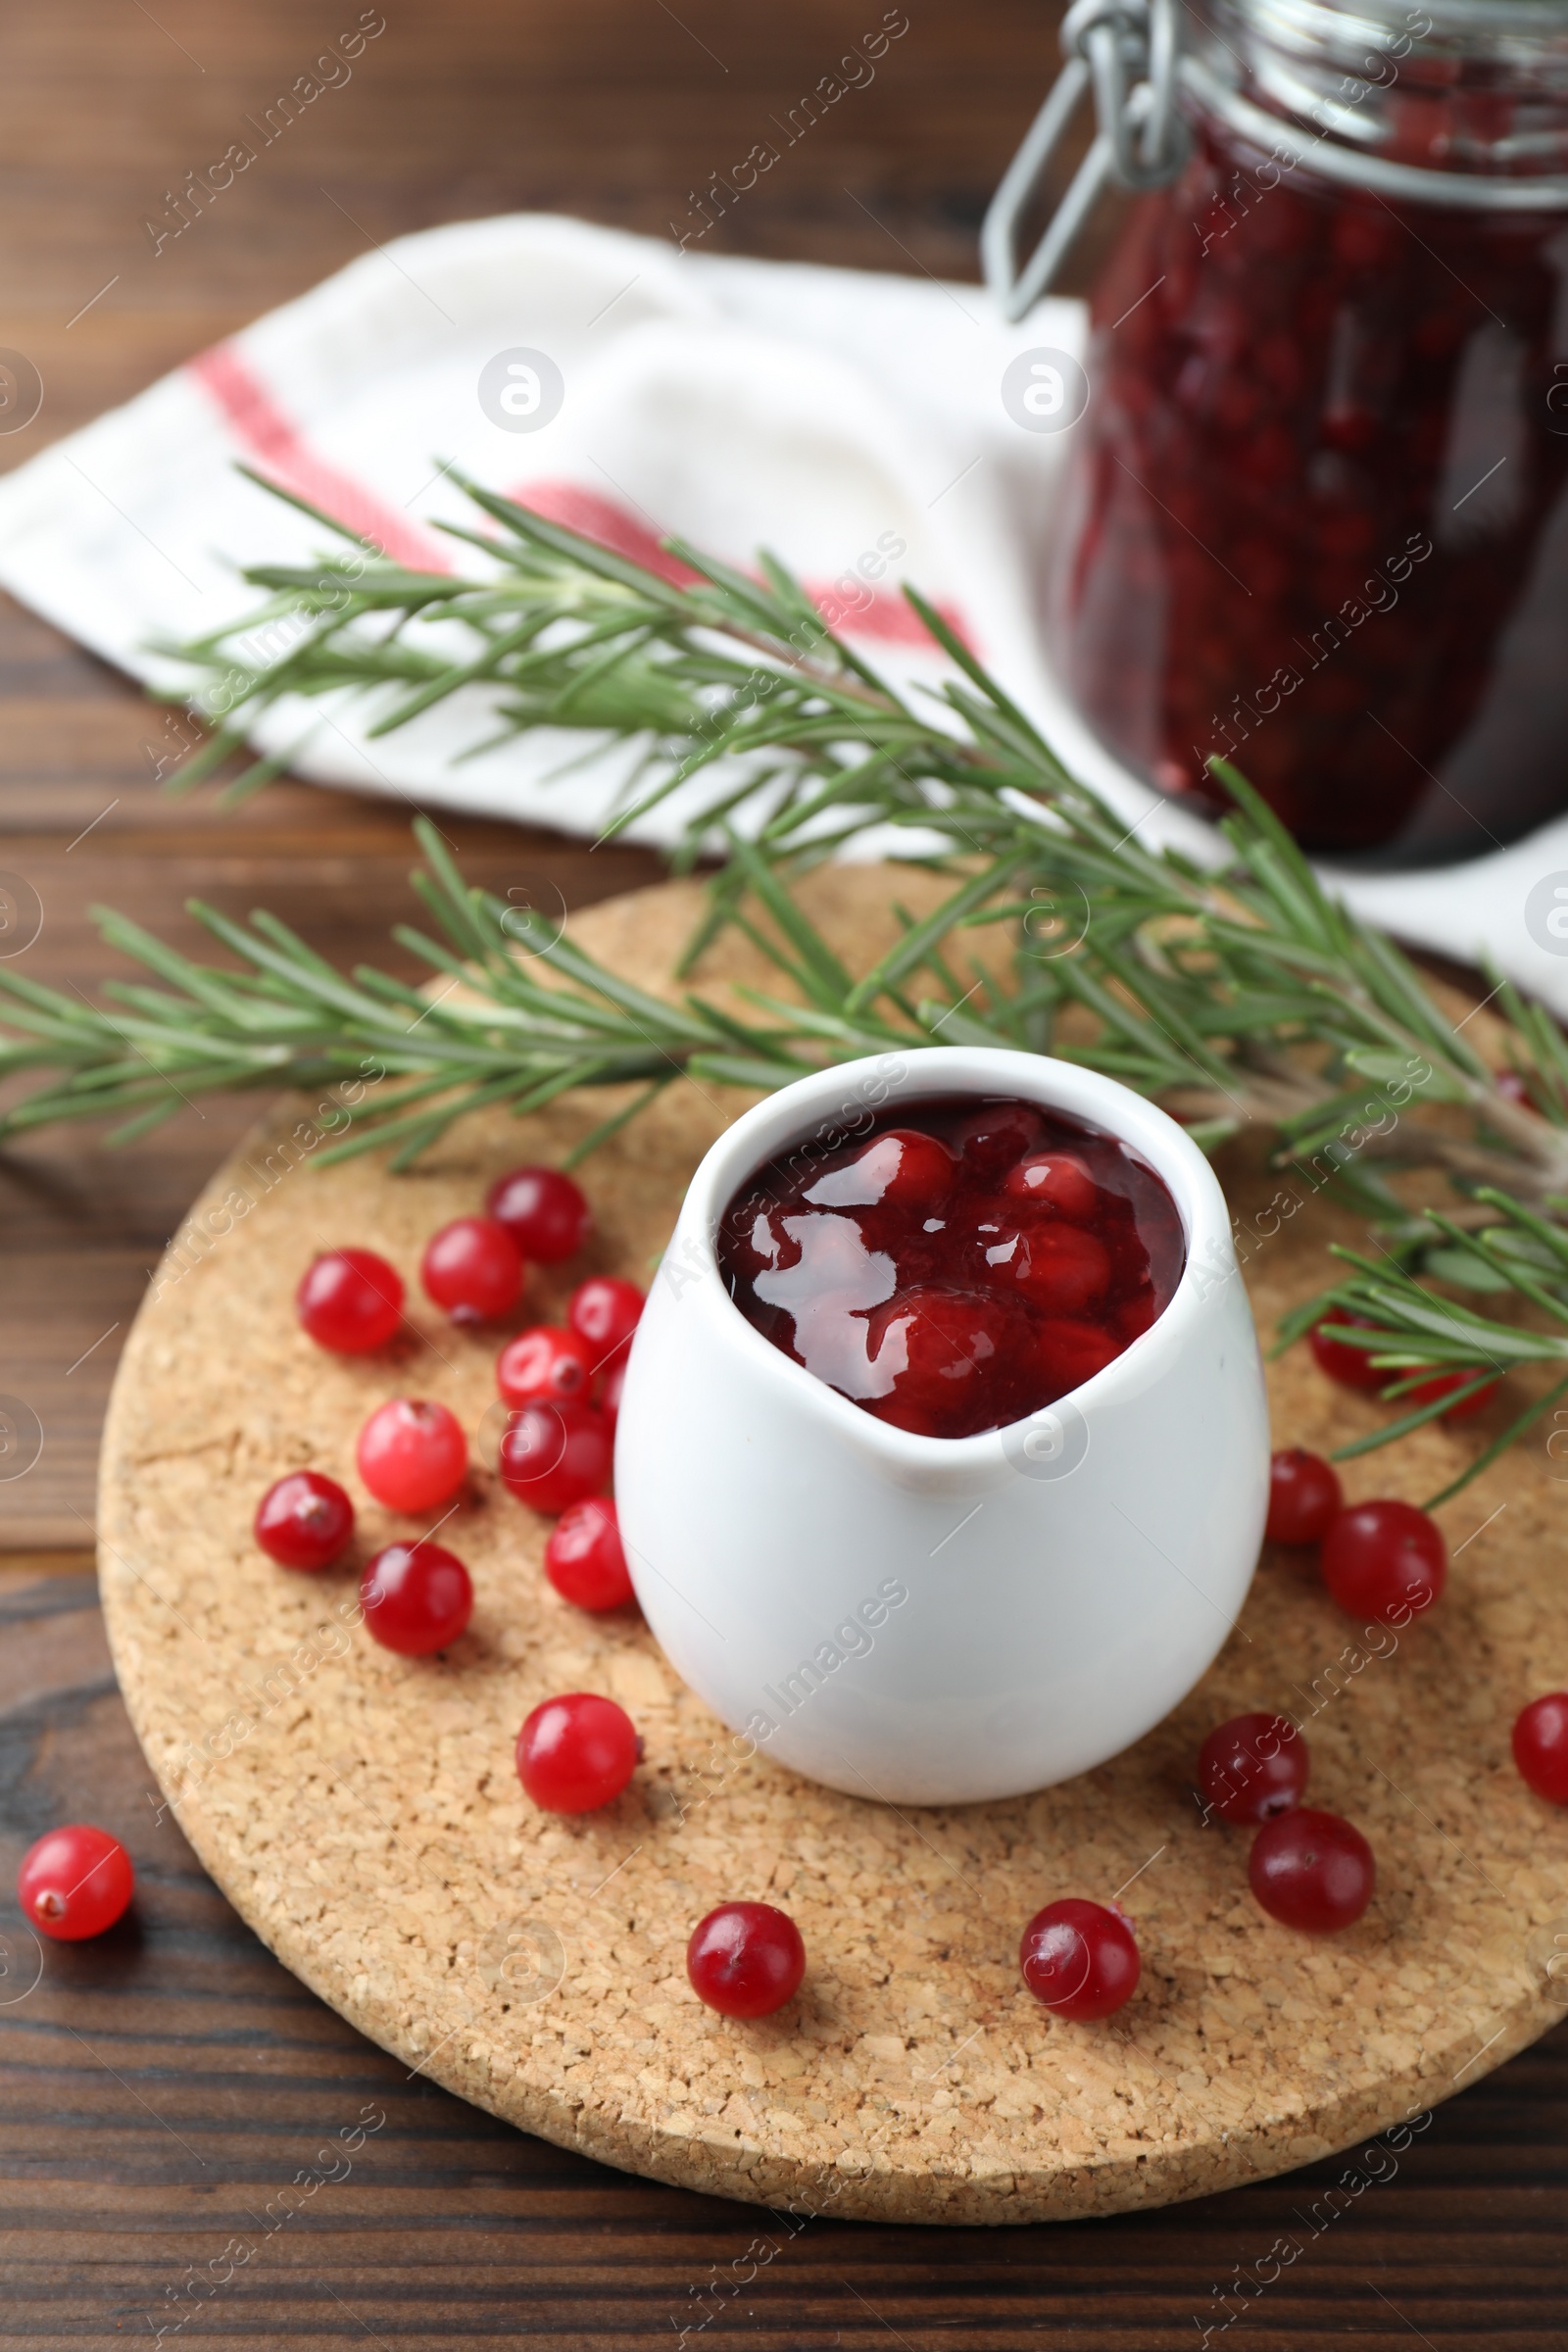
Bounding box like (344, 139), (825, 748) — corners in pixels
(982, 0), (1191, 321)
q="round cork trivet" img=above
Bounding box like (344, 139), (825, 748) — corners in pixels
(100, 865), (1568, 2226)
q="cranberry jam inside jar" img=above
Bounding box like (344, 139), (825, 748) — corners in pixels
(1045, 0), (1568, 864)
(716, 1094), (1187, 1441)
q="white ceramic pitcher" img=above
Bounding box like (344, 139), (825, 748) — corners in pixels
(614, 1046), (1267, 1805)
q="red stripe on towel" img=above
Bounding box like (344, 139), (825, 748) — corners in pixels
(510, 482), (703, 587)
(187, 343), (454, 574)
(510, 478), (973, 651)
(181, 354), (974, 652)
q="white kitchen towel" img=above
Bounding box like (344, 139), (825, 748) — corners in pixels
(1, 209), (1565, 1011)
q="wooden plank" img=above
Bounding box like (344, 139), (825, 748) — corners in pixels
(0, 0), (1563, 2332)
(0, 0), (1101, 1547)
(0, 1562), (1564, 2344)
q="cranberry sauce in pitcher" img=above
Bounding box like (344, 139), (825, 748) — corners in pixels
(716, 1095), (1186, 1440)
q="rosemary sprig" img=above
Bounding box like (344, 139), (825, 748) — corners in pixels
(152, 478), (1568, 1181)
(0, 818), (888, 1167)
(1274, 1188), (1568, 1505)
(159, 467), (956, 847)
(4, 475), (1567, 1495)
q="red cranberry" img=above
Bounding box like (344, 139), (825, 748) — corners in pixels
(804, 1130), (955, 1214)
(1307, 1315), (1386, 1392)
(1404, 1367), (1500, 1420)
(566, 1276), (645, 1369)
(1019, 1898), (1140, 2021)
(1036, 1317), (1122, 1394)
(1198, 1712), (1308, 1825)
(499, 1399), (612, 1515)
(296, 1248), (403, 1353)
(1004, 1151), (1099, 1220)
(496, 1324), (596, 1408)
(254, 1470), (355, 1571)
(420, 1216), (522, 1326)
(1512, 1693), (1568, 1804)
(516, 1692), (638, 1812)
(18, 1825), (134, 1940)
(1266, 1447), (1343, 1544)
(687, 1901), (807, 2019)
(486, 1165), (592, 1262)
(360, 1539), (473, 1655)
(598, 1356), (626, 1436)
(544, 1495), (635, 1610)
(1320, 1499), (1446, 1626)
(864, 1287), (1032, 1441)
(1249, 1807), (1375, 1932)
(356, 1397), (468, 1514)
(1117, 1291), (1156, 1343)
(986, 1223), (1110, 1315)
(955, 1102), (1043, 1174)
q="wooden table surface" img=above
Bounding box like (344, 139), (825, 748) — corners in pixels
(0, 2), (1563, 2343)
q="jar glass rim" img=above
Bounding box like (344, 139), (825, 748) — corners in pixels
(1210, 0), (1568, 55)
(1200, 0), (1568, 178)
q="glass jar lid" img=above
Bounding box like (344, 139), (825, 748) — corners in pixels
(983, 0), (1568, 320)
